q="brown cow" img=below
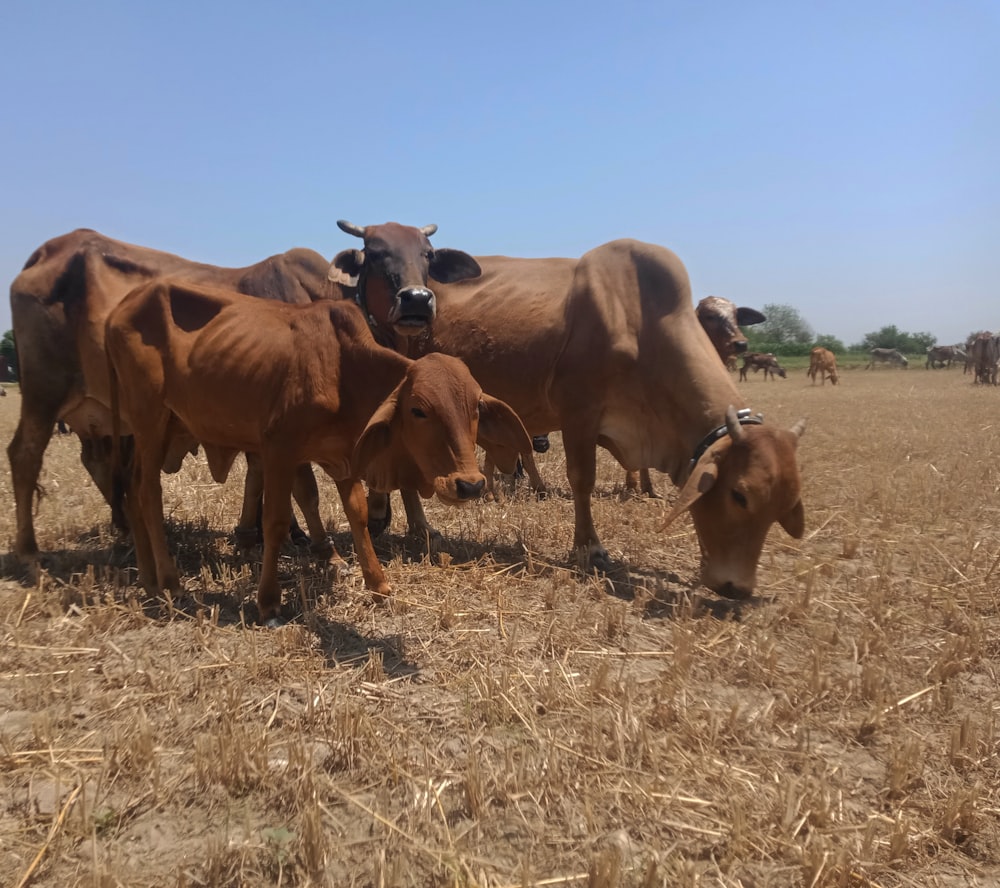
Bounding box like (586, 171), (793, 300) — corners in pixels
(8, 225), (481, 569)
(739, 352), (787, 381)
(8, 229), (331, 568)
(106, 282), (530, 624)
(807, 347), (839, 385)
(342, 237), (806, 599)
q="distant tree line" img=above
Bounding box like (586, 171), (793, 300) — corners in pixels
(745, 306), (935, 356)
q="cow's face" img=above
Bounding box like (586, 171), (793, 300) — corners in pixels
(352, 353), (529, 504)
(663, 409), (805, 599)
(696, 297), (766, 362)
(330, 221), (480, 340)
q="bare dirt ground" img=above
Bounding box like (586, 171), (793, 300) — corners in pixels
(1, 365), (998, 887)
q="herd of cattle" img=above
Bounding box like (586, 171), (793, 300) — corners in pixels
(9, 222), (942, 623)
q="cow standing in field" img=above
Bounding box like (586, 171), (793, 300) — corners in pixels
(865, 348), (909, 369)
(970, 332), (1000, 385)
(925, 345), (963, 369)
(8, 229), (334, 568)
(334, 236), (806, 600)
(808, 347), (839, 385)
(8, 225), (482, 570)
(106, 283), (531, 624)
(739, 352), (787, 381)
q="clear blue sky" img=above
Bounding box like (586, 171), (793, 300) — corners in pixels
(2, 1), (997, 347)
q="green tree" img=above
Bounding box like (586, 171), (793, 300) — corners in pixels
(859, 326), (935, 354)
(813, 333), (845, 353)
(746, 303), (814, 347)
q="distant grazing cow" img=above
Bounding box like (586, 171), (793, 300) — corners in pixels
(970, 332), (1000, 385)
(808, 347), (839, 385)
(0, 355), (14, 383)
(739, 352), (787, 381)
(106, 283), (530, 624)
(865, 348), (909, 369)
(926, 345), (959, 369)
(344, 236), (806, 599)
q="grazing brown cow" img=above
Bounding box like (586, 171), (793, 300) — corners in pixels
(739, 352), (787, 381)
(8, 229), (332, 568)
(345, 237), (806, 598)
(807, 347), (839, 385)
(106, 283), (530, 624)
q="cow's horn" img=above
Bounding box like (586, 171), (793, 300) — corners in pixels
(420, 224), (438, 237)
(790, 418), (807, 438)
(725, 405), (746, 443)
(337, 220), (366, 239)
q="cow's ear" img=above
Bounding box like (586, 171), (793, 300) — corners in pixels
(351, 387), (400, 486)
(736, 307), (766, 327)
(661, 446), (726, 530)
(429, 249), (481, 284)
(779, 499), (805, 538)
(329, 249), (364, 285)
(476, 394), (531, 456)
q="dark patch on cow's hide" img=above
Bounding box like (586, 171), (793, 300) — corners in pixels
(168, 287), (224, 332)
(101, 252), (158, 279)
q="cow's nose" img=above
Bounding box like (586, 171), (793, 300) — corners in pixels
(455, 478), (485, 501)
(396, 287), (435, 316)
(734, 340), (749, 353)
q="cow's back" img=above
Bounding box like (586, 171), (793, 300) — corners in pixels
(11, 229), (331, 432)
(428, 255), (576, 430)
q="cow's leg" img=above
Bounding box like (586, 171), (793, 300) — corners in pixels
(401, 489), (442, 547)
(257, 459), (295, 625)
(336, 477), (391, 600)
(291, 464), (334, 559)
(235, 453), (266, 551)
(563, 430), (608, 570)
(7, 405), (58, 564)
(518, 450), (548, 497)
(624, 468), (659, 498)
(367, 490), (392, 537)
(132, 433), (181, 596)
(121, 449), (157, 592)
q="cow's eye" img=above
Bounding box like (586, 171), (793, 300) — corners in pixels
(731, 489), (748, 509)
(411, 407), (427, 419)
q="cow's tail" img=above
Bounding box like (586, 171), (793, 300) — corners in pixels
(107, 340), (130, 534)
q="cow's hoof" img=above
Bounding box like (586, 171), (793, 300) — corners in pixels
(330, 558), (353, 581)
(407, 525), (443, 553)
(234, 526), (261, 551)
(290, 525), (312, 548)
(368, 499), (391, 538)
(310, 535), (335, 561)
(263, 615), (286, 629)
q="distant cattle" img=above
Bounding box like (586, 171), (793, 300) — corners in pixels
(345, 236), (806, 599)
(807, 347), (839, 385)
(969, 332), (1000, 385)
(106, 282), (530, 624)
(925, 345), (963, 369)
(0, 355), (15, 383)
(739, 352), (787, 382)
(865, 348), (909, 369)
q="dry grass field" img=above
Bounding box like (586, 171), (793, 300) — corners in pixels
(1, 365), (998, 887)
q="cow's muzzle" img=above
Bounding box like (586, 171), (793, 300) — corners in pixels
(712, 580), (753, 600)
(733, 340), (749, 353)
(392, 287), (436, 332)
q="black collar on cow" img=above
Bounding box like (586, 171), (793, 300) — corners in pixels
(689, 408), (763, 469)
